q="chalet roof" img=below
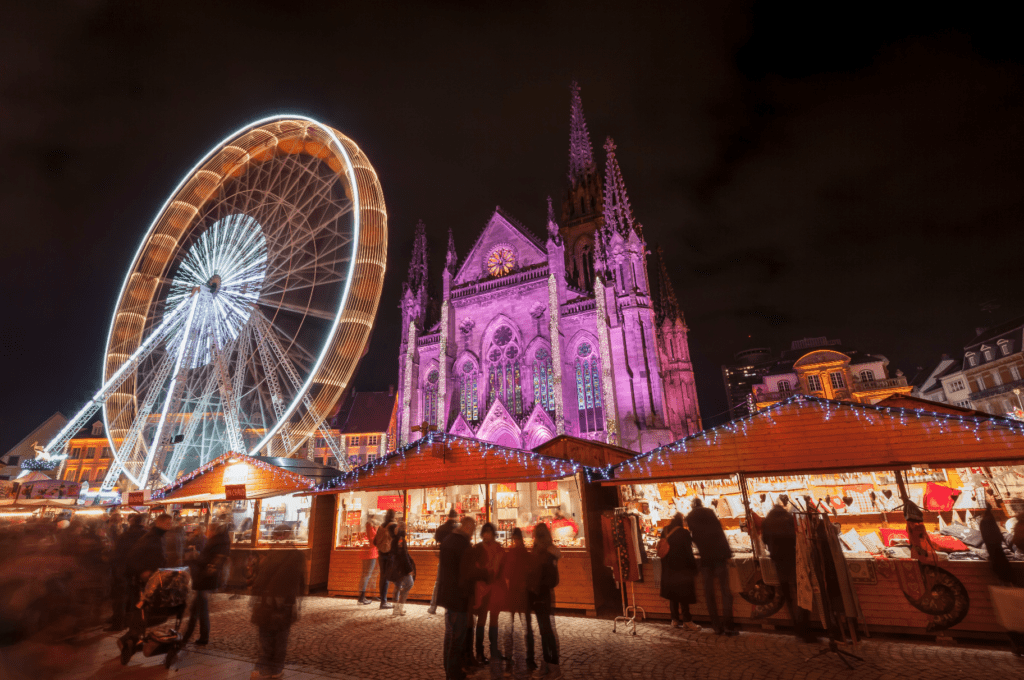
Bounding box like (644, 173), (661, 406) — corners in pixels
(334, 391), (396, 435)
(314, 433), (606, 493)
(610, 395), (1024, 483)
(533, 434), (636, 468)
(874, 394), (991, 419)
(154, 453), (342, 502)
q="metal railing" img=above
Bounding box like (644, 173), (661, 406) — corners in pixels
(852, 376), (908, 391)
(969, 377), (1024, 401)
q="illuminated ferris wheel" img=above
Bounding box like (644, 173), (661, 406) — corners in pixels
(42, 116), (387, 490)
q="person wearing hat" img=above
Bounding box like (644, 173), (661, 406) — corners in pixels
(427, 508), (460, 615)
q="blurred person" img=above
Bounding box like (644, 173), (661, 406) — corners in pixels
(109, 514), (146, 631)
(386, 524), (416, 616)
(357, 516), (379, 605)
(438, 516), (485, 680)
(761, 504), (813, 642)
(527, 521), (561, 678)
(184, 520), (230, 645)
(185, 522), (207, 561)
(165, 511), (186, 567)
(118, 513), (171, 660)
(658, 513), (700, 631)
(374, 508), (398, 609)
(688, 498), (736, 636)
(249, 527), (305, 679)
(981, 505), (1024, 655)
(427, 508), (459, 615)
(501, 527), (530, 674)
(469, 521), (505, 664)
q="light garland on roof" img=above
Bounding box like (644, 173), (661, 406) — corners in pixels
(309, 432), (612, 494)
(150, 452), (316, 500)
(611, 394), (1024, 479)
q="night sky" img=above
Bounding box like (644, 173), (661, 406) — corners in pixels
(3, 2), (1023, 452)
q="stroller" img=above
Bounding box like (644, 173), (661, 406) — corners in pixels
(119, 567), (192, 668)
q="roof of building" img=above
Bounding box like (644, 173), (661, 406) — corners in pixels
(333, 391), (396, 435)
(761, 347), (886, 376)
(965, 315), (1024, 349)
(610, 394), (1024, 483)
(3, 412), (67, 463)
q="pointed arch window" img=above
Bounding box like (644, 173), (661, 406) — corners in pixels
(459, 360), (479, 423)
(424, 368), (439, 430)
(486, 326), (523, 415)
(575, 342), (604, 433)
(533, 347), (556, 415)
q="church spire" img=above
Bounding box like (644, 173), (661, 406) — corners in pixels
(568, 81), (596, 185)
(407, 219), (428, 294)
(655, 245), (684, 324)
(602, 136), (637, 238)
(445, 227), (457, 274)
(546, 196), (561, 244)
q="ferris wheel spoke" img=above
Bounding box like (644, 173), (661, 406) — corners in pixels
(210, 326), (247, 456)
(163, 368), (220, 482)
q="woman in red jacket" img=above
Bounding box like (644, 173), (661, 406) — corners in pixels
(357, 518), (378, 605)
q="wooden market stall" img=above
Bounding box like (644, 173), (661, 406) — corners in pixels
(152, 454), (342, 593)
(604, 395), (1024, 640)
(319, 434), (629, 616)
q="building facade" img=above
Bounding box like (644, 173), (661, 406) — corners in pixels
(395, 84), (702, 453)
(58, 420), (115, 487)
(961, 317), (1024, 416)
(751, 337), (911, 410)
(327, 389), (398, 467)
(721, 348), (773, 420)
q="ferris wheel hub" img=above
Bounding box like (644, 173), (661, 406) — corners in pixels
(207, 274), (222, 294)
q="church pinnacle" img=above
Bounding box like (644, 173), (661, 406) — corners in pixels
(568, 81), (596, 185)
(655, 245), (684, 325)
(407, 219), (428, 293)
(445, 227), (457, 274)
(602, 136), (637, 239)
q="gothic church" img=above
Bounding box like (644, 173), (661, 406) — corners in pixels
(397, 84), (701, 453)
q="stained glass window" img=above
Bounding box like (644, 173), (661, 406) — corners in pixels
(575, 343), (604, 433)
(486, 327), (523, 415)
(460, 367), (478, 422)
(533, 347), (555, 414)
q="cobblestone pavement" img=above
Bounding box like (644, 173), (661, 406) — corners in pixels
(36, 594), (1024, 680)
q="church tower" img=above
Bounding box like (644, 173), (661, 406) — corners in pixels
(560, 82), (604, 291)
(654, 246), (702, 437)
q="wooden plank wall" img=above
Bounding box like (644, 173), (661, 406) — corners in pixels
(625, 559), (1019, 640)
(328, 548), (596, 613)
(307, 495), (336, 592)
(164, 460), (309, 500)
(614, 399), (1024, 483)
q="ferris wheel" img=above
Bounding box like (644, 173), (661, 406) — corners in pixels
(41, 116), (387, 490)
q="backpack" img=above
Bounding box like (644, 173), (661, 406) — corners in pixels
(375, 524), (394, 554)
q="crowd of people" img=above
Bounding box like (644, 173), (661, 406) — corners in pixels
(355, 510), (564, 679)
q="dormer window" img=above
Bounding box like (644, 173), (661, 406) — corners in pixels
(982, 347), (994, 361)
(999, 339), (1012, 356)
(966, 353), (977, 367)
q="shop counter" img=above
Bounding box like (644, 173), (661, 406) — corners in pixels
(327, 546), (598, 614)
(624, 556), (1022, 640)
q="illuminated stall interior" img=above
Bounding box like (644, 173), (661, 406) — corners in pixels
(606, 394), (1024, 636)
(321, 434), (627, 614)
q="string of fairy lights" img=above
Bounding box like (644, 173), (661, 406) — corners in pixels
(136, 393), (1024, 504)
(614, 394), (1024, 478)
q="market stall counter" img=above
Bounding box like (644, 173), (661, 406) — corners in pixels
(606, 395), (1024, 640)
(316, 434), (627, 616)
(152, 453), (342, 593)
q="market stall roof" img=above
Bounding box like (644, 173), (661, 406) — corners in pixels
(313, 433), (605, 494)
(533, 434), (636, 468)
(610, 395), (1024, 484)
(154, 453), (343, 503)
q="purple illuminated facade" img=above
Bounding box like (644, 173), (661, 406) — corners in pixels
(397, 84), (701, 453)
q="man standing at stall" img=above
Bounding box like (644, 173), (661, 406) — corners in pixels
(761, 503), (813, 642)
(438, 516), (485, 680)
(687, 498), (736, 636)
(428, 509), (459, 615)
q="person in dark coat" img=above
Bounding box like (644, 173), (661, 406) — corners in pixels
(687, 498), (736, 635)
(659, 513), (700, 631)
(375, 509), (398, 610)
(981, 506), (1024, 654)
(108, 514), (146, 631)
(761, 504), (813, 642)
(386, 525), (416, 616)
(250, 528), (306, 679)
(428, 509), (459, 615)
(184, 521), (231, 645)
(526, 522), (562, 678)
(438, 516), (486, 680)
(119, 513), (172, 662)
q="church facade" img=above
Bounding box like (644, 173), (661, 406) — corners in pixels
(396, 84), (701, 453)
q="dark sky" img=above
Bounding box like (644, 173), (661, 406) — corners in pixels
(3, 1), (1023, 452)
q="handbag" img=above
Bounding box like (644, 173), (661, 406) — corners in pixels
(656, 527), (676, 559)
